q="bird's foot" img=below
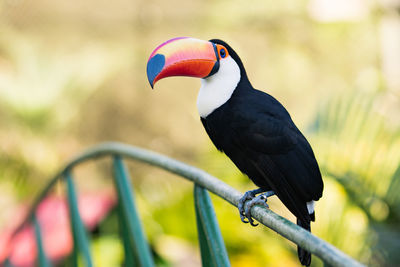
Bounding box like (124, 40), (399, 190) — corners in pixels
(244, 194), (270, 226)
(238, 188), (263, 223)
(238, 190), (274, 226)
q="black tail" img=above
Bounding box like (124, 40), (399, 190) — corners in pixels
(297, 218), (312, 266)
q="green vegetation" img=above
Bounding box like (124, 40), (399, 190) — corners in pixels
(0, 0), (399, 266)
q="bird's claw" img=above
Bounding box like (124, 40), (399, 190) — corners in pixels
(238, 190), (273, 226)
(244, 194), (269, 226)
(239, 213), (249, 223)
(238, 190), (256, 223)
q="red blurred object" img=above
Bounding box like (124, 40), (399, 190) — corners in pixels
(0, 192), (116, 267)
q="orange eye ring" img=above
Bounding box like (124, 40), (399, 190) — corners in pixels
(216, 44), (229, 59)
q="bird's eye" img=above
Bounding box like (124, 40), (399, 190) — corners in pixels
(220, 49), (226, 58)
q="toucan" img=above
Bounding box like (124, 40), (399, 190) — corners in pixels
(146, 37), (324, 266)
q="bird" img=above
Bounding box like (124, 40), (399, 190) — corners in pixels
(146, 37), (324, 266)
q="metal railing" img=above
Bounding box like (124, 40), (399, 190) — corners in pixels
(4, 142), (365, 267)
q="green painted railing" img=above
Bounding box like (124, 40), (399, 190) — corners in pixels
(5, 142), (365, 267)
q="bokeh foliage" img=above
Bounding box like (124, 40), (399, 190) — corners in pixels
(1, 0), (399, 266)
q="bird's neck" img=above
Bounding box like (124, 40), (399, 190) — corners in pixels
(197, 57), (242, 118)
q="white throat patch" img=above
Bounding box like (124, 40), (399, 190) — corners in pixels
(197, 56), (241, 118)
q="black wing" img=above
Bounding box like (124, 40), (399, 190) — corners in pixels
(227, 93), (323, 222)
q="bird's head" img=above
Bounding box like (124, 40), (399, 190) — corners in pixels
(146, 37), (246, 89)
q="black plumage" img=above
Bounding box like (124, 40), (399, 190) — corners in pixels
(201, 40), (324, 266)
(146, 37), (324, 266)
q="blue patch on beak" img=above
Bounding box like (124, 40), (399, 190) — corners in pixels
(147, 54), (165, 88)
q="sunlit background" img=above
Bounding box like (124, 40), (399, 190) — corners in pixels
(1, 0), (400, 266)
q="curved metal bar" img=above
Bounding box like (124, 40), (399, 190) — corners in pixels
(113, 156), (154, 267)
(12, 142), (364, 267)
(194, 184), (230, 267)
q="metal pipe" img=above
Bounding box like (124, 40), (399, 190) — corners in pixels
(11, 142), (365, 267)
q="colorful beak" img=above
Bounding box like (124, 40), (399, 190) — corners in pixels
(146, 37), (219, 88)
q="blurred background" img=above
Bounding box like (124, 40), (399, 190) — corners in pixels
(1, 0), (400, 266)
